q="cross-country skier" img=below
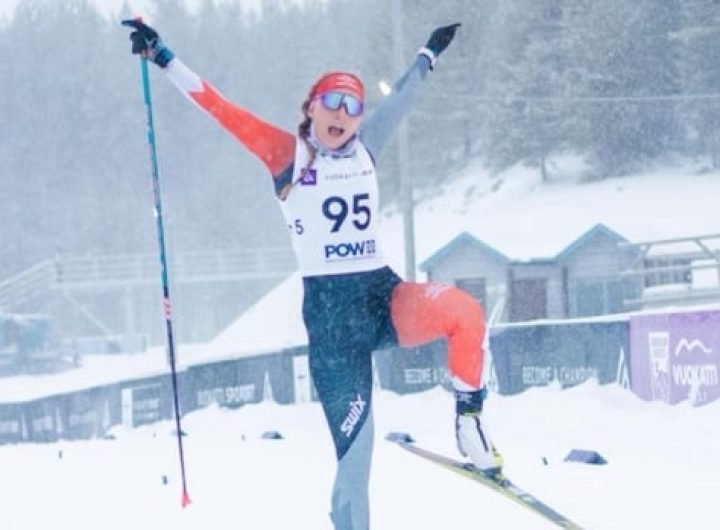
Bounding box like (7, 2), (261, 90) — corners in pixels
(122, 19), (503, 530)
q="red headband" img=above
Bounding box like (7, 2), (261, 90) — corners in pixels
(310, 72), (364, 101)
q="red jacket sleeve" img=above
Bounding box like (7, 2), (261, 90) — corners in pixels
(164, 58), (296, 179)
(189, 81), (297, 178)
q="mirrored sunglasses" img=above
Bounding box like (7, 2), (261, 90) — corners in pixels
(318, 91), (364, 117)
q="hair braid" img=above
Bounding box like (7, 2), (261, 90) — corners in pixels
(279, 96), (317, 201)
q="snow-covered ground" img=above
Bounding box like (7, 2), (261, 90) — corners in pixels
(402, 160), (720, 263)
(1, 381), (718, 529)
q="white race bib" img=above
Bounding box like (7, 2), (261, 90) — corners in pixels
(279, 141), (386, 277)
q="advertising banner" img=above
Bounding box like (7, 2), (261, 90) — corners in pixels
(0, 404), (24, 444)
(268, 348), (303, 405)
(119, 376), (172, 428)
(374, 341), (450, 395)
(375, 320), (630, 396)
(489, 320), (629, 395)
(59, 387), (112, 440)
(24, 398), (60, 443)
(187, 356), (267, 410)
(630, 310), (720, 406)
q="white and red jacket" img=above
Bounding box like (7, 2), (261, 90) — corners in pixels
(163, 56), (430, 277)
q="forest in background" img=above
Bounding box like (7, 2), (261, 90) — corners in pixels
(1, 0), (719, 279)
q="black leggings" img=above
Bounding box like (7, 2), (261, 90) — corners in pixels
(303, 266), (402, 529)
(302, 266), (401, 460)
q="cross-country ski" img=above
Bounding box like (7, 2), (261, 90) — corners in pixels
(389, 433), (583, 529)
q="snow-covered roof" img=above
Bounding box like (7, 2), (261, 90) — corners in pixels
(205, 271), (307, 357)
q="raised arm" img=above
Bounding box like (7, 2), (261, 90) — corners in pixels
(164, 59), (296, 177)
(359, 57), (429, 160)
(360, 23), (461, 160)
(122, 19), (296, 180)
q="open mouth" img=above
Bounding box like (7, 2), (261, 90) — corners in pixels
(328, 125), (345, 138)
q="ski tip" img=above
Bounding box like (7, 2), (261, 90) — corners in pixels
(181, 491), (192, 508)
(385, 431), (415, 443)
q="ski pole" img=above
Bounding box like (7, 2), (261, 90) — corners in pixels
(136, 55), (191, 508)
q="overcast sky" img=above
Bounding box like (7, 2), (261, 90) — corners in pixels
(0, 0), (148, 19)
(0, 0), (267, 20)
(0, 0), (19, 18)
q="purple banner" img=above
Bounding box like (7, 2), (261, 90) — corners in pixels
(630, 310), (720, 406)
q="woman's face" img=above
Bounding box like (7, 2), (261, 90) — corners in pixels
(307, 92), (363, 150)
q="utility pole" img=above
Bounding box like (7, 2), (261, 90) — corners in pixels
(392, 0), (416, 281)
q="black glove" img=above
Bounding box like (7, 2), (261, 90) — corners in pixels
(121, 18), (175, 68)
(420, 23), (461, 70)
(426, 23), (461, 56)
